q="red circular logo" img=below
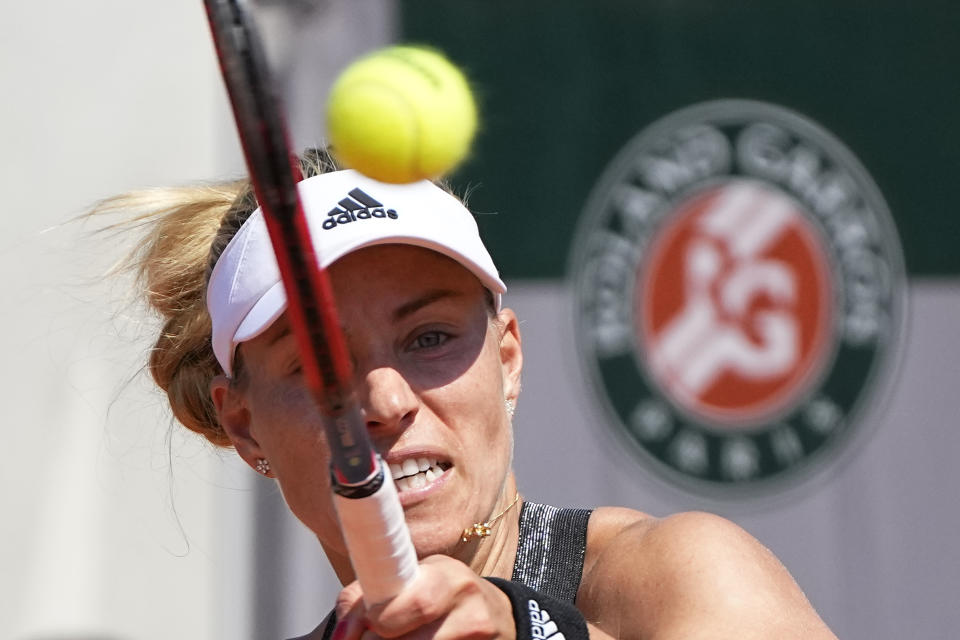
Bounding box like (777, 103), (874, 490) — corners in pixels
(573, 100), (904, 492)
(637, 180), (834, 427)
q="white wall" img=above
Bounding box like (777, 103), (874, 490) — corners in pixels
(1, 1), (236, 637)
(1, 1), (397, 638)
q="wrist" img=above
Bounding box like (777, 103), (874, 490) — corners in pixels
(485, 578), (589, 640)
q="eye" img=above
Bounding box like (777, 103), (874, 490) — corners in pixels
(283, 354), (303, 377)
(410, 330), (450, 351)
(285, 363), (303, 379)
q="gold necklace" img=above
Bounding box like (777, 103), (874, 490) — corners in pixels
(461, 492), (521, 542)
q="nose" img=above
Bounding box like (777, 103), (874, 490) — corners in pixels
(361, 366), (419, 434)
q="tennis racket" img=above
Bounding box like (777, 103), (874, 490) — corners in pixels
(202, 0), (418, 604)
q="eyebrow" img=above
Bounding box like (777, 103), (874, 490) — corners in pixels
(392, 289), (463, 322)
(268, 324), (294, 347)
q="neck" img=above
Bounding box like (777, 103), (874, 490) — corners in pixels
(461, 474), (522, 579)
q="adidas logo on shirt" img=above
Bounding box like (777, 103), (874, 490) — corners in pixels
(528, 599), (567, 640)
(322, 187), (398, 230)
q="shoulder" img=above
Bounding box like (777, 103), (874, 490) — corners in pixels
(583, 508), (789, 589)
(578, 508), (835, 639)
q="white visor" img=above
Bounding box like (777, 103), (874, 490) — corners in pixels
(207, 169), (506, 377)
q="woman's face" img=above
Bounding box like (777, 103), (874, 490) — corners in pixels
(214, 245), (522, 562)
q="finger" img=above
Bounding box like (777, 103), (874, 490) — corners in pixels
(364, 560), (456, 637)
(336, 581), (366, 619)
(334, 582), (369, 640)
(416, 579), (514, 640)
(334, 610), (370, 640)
(372, 589), (508, 640)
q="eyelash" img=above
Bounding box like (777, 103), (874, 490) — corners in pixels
(283, 329), (456, 372)
(410, 330), (450, 351)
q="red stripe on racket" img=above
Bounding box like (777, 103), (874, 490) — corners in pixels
(203, 0), (417, 604)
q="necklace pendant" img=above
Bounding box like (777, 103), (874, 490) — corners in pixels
(461, 522), (492, 542)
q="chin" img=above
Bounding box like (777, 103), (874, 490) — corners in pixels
(407, 521), (463, 559)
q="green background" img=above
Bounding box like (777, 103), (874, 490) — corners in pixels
(401, 1), (960, 279)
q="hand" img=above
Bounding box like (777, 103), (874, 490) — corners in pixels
(334, 555), (517, 640)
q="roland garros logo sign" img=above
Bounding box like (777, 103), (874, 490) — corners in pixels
(571, 100), (904, 494)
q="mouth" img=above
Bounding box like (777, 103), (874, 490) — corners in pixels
(388, 456), (452, 493)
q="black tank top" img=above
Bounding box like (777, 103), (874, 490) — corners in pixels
(318, 501), (592, 639)
(511, 501), (593, 604)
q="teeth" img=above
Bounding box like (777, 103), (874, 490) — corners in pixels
(389, 457), (446, 490)
(401, 458), (419, 477)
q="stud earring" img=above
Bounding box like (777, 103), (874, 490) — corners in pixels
(505, 399), (516, 418)
(255, 458), (271, 475)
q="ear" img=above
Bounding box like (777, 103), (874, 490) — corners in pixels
(210, 375), (270, 476)
(496, 308), (523, 403)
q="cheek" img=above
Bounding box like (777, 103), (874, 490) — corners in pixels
(448, 341), (513, 449)
(248, 382), (341, 534)
(479, 341), (515, 465)
(274, 469), (342, 546)
(248, 381), (318, 446)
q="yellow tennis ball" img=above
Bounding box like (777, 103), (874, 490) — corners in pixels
(326, 45), (478, 183)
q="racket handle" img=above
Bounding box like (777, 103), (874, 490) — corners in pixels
(333, 456), (419, 605)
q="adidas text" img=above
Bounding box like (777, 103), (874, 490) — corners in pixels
(528, 599), (566, 640)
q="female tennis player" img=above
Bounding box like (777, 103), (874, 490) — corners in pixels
(103, 149), (836, 639)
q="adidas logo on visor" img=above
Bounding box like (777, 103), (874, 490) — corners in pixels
(322, 187), (398, 230)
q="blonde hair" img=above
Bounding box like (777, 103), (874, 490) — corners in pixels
(96, 148), (339, 446)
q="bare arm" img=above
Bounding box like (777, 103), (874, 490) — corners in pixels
(331, 509), (835, 640)
(578, 510), (836, 640)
